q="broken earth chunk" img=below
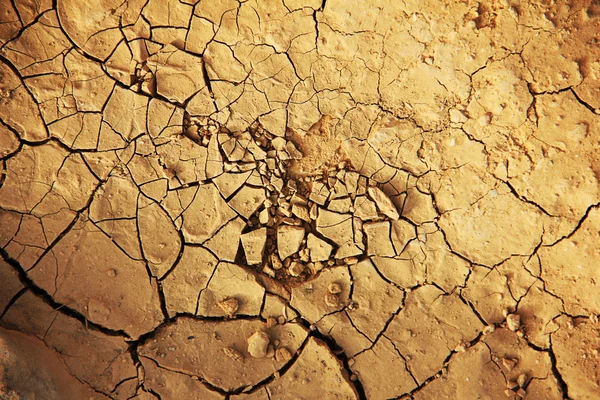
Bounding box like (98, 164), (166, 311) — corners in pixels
(289, 261), (306, 277)
(502, 357), (519, 371)
(292, 204), (311, 222)
(517, 373), (528, 387)
(364, 221), (395, 256)
(307, 233), (333, 261)
(277, 225), (305, 259)
(247, 332), (271, 358)
(309, 181), (330, 205)
(275, 347), (293, 362)
(218, 297), (239, 316)
(506, 313), (521, 332)
(353, 195), (378, 220)
(271, 253), (284, 270)
(241, 228), (267, 265)
(367, 186), (400, 219)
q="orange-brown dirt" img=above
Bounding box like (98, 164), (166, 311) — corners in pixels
(1, 0), (600, 399)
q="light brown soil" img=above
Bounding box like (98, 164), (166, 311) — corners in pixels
(1, 0), (600, 399)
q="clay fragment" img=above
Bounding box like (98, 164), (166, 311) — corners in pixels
(218, 297), (239, 316)
(517, 373), (527, 387)
(289, 261), (306, 277)
(507, 380), (519, 390)
(278, 225), (305, 259)
(307, 233), (333, 262)
(241, 228), (267, 265)
(367, 186), (399, 219)
(247, 332), (270, 358)
(275, 347), (292, 362)
(506, 314), (521, 332)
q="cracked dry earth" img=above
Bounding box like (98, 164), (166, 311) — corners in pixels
(1, 1), (600, 400)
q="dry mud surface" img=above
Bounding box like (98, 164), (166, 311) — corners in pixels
(1, 0), (600, 399)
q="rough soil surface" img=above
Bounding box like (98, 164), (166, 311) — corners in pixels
(1, 0), (600, 399)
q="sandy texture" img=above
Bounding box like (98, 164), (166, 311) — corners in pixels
(1, 0), (600, 399)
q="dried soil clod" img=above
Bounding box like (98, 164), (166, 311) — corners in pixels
(517, 373), (527, 387)
(271, 253), (284, 270)
(506, 380), (519, 389)
(454, 342), (467, 352)
(275, 347), (293, 362)
(289, 261), (306, 277)
(483, 325), (496, 335)
(247, 331), (270, 358)
(506, 313), (521, 332)
(241, 228), (267, 265)
(266, 344), (275, 358)
(367, 186), (399, 220)
(307, 233), (333, 262)
(277, 225), (305, 259)
(217, 297), (239, 316)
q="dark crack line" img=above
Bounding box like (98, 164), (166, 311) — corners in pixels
(544, 202), (600, 246)
(503, 180), (555, 217)
(548, 335), (571, 400)
(0, 247), (130, 338)
(570, 87), (598, 114)
(0, 286), (28, 321)
(138, 355), (226, 396)
(288, 313), (367, 399)
(395, 330), (486, 399)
